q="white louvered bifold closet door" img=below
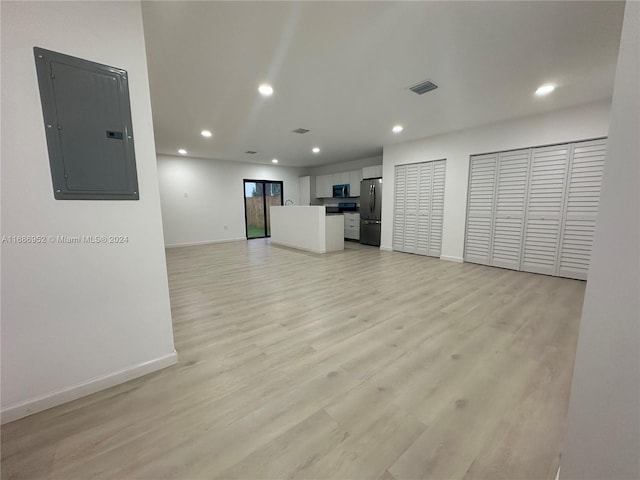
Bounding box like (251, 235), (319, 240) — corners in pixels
(393, 160), (447, 257)
(490, 149), (530, 270)
(392, 165), (407, 251)
(464, 138), (606, 279)
(464, 153), (497, 265)
(428, 160), (446, 257)
(416, 163), (432, 256)
(521, 144), (570, 275)
(557, 139), (606, 280)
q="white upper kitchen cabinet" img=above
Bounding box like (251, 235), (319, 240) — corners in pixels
(333, 172), (349, 186)
(349, 170), (362, 196)
(315, 170), (363, 198)
(315, 174), (333, 198)
(299, 176), (321, 205)
(299, 176), (311, 205)
(363, 165), (383, 179)
(314, 175), (323, 198)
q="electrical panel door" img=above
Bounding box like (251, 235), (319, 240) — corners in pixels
(34, 47), (139, 200)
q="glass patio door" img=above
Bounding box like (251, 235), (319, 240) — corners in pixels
(243, 180), (283, 239)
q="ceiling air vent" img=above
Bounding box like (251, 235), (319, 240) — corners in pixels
(292, 128), (310, 134)
(409, 80), (438, 95)
(245, 150), (257, 154)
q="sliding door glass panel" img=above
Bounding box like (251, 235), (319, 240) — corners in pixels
(244, 181), (266, 238)
(243, 180), (284, 239)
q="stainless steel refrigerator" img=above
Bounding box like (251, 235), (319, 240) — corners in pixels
(360, 177), (382, 246)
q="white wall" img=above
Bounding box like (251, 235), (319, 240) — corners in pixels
(560, 2), (639, 478)
(381, 100), (611, 259)
(0, 1), (176, 422)
(157, 155), (305, 246)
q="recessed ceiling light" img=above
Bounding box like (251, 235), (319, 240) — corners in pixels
(392, 125), (404, 133)
(312, 147), (320, 154)
(272, 158), (278, 164)
(535, 84), (555, 96)
(201, 130), (212, 137)
(258, 84), (274, 96)
(178, 148), (187, 155)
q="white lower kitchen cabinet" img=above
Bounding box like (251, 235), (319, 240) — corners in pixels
(344, 212), (360, 240)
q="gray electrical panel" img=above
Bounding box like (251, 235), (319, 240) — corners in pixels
(34, 47), (139, 200)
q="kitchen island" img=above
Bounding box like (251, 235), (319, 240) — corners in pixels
(270, 206), (344, 253)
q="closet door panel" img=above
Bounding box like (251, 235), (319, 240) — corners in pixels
(429, 160), (446, 257)
(490, 149), (530, 270)
(402, 164), (420, 254)
(392, 165), (407, 251)
(521, 145), (570, 275)
(465, 153), (497, 265)
(416, 163), (432, 256)
(558, 139), (606, 279)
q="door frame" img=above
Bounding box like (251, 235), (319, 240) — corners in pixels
(243, 179), (284, 239)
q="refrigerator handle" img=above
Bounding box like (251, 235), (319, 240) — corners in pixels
(372, 184), (376, 213)
(370, 184), (374, 213)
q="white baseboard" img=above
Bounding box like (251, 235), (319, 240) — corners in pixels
(379, 245), (393, 252)
(555, 466), (561, 480)
(165, 238), (245, 248)
(1, 351), (177, 424)
(440, 255), (464, 263)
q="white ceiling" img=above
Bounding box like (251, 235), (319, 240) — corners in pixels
(141, 1), (624, 168)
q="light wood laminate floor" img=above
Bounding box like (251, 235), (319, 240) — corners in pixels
(1, 240), (585, 479)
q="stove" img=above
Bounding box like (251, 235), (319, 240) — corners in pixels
(338, 202), (357, 212)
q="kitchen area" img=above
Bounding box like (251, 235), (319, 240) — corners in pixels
(271, 164), (382, 254)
